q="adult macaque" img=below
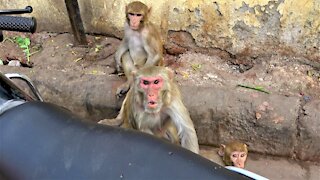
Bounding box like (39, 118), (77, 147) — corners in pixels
(99, 66), (199, 153)
(115, 1), (163, 97)
(218, 141), (248, 168)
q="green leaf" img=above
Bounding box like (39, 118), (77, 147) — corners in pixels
(20, 45), (28, 49)
(254, 86), (264, 90)
(15, 37), (23, 42)
(24, 38), (30, 45)
(237, 84), (270, 94)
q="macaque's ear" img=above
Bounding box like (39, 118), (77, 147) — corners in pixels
(218, 144), (226, 157)
(131, 70), (138, 77)
(241, 142), (249, 150)
(148, 7), (152, 14)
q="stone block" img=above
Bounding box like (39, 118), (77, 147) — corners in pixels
(296, 100), (320, 161)
(181, 85), (300, 157)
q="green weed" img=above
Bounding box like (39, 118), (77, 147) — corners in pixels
(14, 37), (31, 63)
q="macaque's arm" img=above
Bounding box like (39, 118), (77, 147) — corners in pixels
(114, 39), (129, 72)
(166, 99), (199, 154)
(142, 27), (163, 66)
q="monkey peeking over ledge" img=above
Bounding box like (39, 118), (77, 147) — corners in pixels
(99, 66), (199, 154)
(218, 141), (248, 169)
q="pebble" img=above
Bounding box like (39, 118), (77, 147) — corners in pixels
(8, 60), (21, 67)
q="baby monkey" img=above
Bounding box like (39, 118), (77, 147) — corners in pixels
(218, 141), (248, 168)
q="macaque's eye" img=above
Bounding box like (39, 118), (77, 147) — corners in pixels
(143, 80), (150, 85)
(154, 79), (159, 84)
(232, 154), (237, 158)
(128, 13), (142, 17)
(241, 153), (246, 157)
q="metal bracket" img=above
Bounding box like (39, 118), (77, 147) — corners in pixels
(5, 73), (43, 102)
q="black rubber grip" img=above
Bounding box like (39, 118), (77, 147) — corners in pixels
(0, 16), (36, 33)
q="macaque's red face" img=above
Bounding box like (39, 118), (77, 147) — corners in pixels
(230, 151), (247, 168)
(139, 76), (163, 110)
(128, 13), (143, 30)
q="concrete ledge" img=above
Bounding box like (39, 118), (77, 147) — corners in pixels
(1, 67), (319, 162)
(182, 86), (300, 157)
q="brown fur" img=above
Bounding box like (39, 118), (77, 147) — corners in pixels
(100, 66), (199, 153)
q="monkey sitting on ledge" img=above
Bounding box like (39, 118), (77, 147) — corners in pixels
(114, 1), (164, 97)
(99, 66), (199, 154)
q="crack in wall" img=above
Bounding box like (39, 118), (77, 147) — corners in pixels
(293, 97), (307, 160)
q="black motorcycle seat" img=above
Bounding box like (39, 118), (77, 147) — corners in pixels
(0, 101), (250, 180)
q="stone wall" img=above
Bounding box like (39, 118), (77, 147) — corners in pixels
(1, 0), (319, 61)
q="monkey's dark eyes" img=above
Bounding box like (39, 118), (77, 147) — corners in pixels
(154, 80), (159, 84)
(128, 13), (142, 17)
(232, 154), (237, 158)
(143, 80), (150, 85)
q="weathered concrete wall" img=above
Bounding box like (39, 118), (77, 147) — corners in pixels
(1, 0), (319, 61)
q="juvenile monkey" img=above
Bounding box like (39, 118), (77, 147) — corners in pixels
(218, 141), (248, 168)
(99, 66), (199, 153)
(115, 1), (163, 97)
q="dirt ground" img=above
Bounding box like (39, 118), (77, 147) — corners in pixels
(1, 31), (320, 179)
(1, 31), (320, 101)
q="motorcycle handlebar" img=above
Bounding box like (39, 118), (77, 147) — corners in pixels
(0, 15), (36, 33)
(0, 6), (33, 15)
